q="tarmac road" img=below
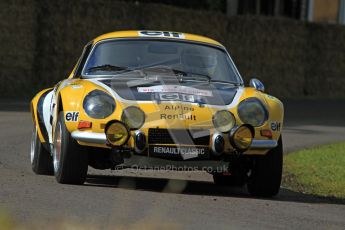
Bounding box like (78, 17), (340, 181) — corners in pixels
(0, 100), (344, 229)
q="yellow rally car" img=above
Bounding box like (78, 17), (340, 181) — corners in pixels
(30, 31), (284, 197)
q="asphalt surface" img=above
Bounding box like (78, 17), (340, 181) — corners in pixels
(0, 100), (344, 229)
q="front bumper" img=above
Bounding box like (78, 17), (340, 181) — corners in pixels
(71, 131), (278, 150)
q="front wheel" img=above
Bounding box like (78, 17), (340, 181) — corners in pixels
(53, 113), (88, 184)
(247, 137), (283, 197)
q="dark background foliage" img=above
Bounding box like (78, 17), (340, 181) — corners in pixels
(1, 0), (345, 99)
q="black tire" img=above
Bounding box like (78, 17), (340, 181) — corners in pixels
(213, 173), (229, 186)
(53, 112), (88, 184)
(31, 125), (54, 175)
(247, 137), (283, 197)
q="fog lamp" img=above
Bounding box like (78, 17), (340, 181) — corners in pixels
(229, 125), (254, 152)
(121, 106), (145, 130)
(105, 121), (129, 147)
(212, 110), (235, 133)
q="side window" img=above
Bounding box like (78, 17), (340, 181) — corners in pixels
(74, 43), (93, 77)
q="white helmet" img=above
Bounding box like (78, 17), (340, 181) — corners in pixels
(181, 47), (218, 77)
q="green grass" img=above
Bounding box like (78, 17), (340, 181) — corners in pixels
(0, 211), (15, 230)
(283, 142), (345, 198)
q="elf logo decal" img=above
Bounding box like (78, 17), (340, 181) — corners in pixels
(160, 93), (195, 102)
(65, 112), (79, 122)
(138, 31), (185, 39)
(271, 122), (281, 131)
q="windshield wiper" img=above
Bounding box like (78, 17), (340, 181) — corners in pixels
(210, 80), (241, 86)
(135, 67), (212, 82)
(87, 64), (128, 73)
(172, 70), (211, 82)
(86, 65), (241, 86)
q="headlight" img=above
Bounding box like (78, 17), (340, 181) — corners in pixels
(229, 125), (254, 152)
(238, 98), (268, 127)
(83, 90), (115, 119)
(121, 106), (145, 130)
(105, 121), (129, 146)
(212, 110), (235, 133)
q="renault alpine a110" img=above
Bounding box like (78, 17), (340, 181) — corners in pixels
(30, 31), (284, 197)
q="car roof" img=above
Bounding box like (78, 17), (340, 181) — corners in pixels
(93, 30), (223, 47)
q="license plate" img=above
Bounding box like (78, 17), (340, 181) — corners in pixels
(149, 145), (209, 160)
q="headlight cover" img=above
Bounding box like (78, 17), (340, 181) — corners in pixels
(83, 90), (116, 119)
(212, 110), (236, 133)
(238, 98), (268, 127)
(121, 106), (145, 130)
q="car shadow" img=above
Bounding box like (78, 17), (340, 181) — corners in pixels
(85, 174), (345, 205)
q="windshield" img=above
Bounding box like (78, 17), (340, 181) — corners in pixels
(82, 39), (242, 84)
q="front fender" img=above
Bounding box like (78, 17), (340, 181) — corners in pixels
(53, 80), (86, 135)
(31, 88), (53, 143)
(237, 88), (284, 141)
(264, 94), (284, 138)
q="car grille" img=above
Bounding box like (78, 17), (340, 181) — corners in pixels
(148, 128), (210, 146)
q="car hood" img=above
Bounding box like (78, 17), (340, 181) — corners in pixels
(99, 79), (239, 106)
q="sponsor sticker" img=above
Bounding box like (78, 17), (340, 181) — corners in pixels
(159, 93), (195, 102)
(164, 105), (194, 112)
(138, 31), (185, 39)
(160, 113), (196, 121)
(150, 146), (209, 160)
(138, 85), (212, 97)
(267, 95), (277, 100)
(65, 111), (79, 122)
(271, 122), (281, 131)
(71, 85), (82, 89)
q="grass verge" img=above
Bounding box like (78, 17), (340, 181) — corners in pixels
(283, 142), (345, 198)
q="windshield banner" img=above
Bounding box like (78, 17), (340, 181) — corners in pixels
(137, 85), (213, 97)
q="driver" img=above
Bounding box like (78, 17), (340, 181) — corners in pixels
(181, 47), (218, 78)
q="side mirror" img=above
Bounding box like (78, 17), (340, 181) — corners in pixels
(249, 78), (265, 92)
